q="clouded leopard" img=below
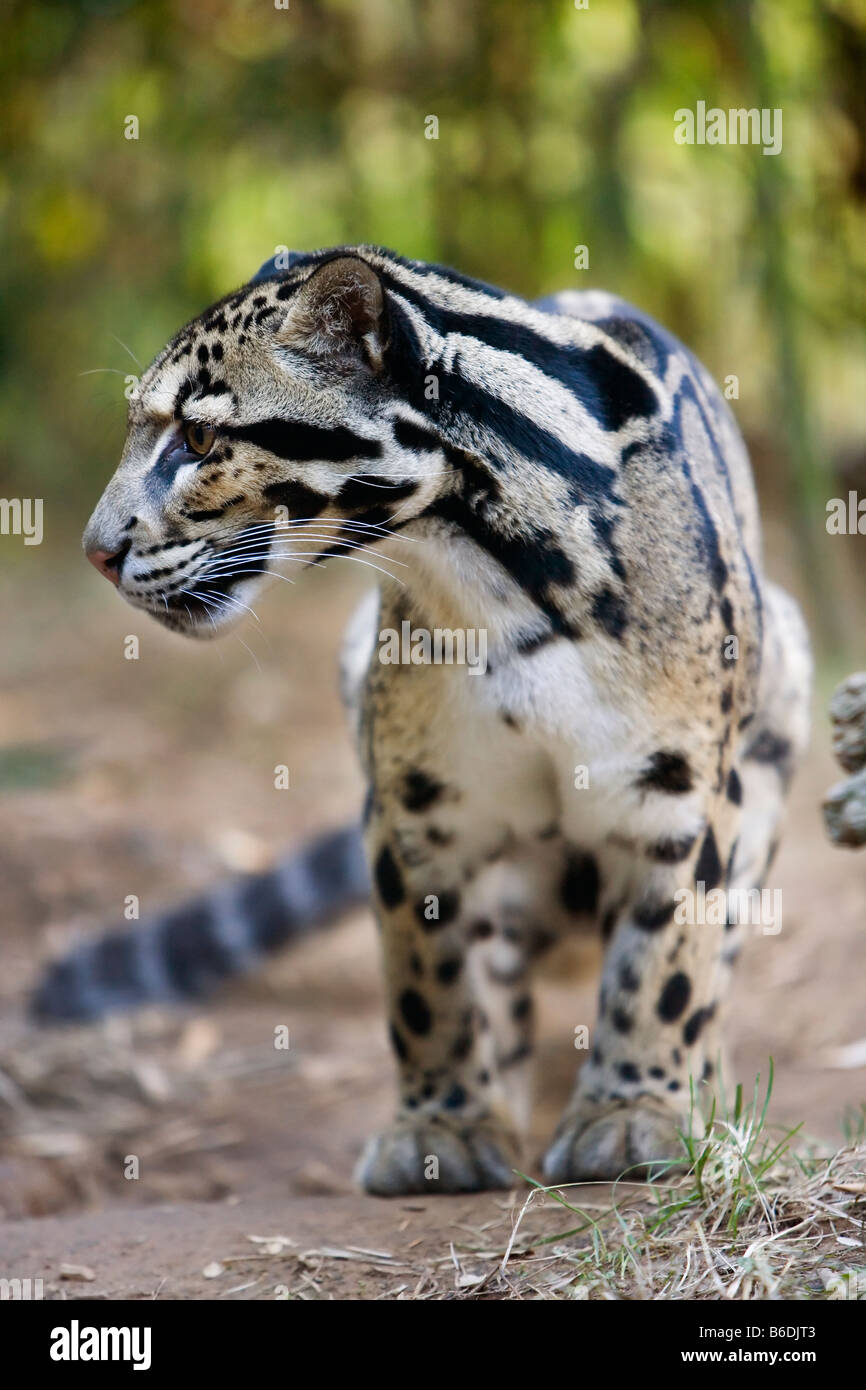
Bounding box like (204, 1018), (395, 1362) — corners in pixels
(33, 246), (811, 1193)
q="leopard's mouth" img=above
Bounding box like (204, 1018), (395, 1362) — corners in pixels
(122, 577), (258, 639)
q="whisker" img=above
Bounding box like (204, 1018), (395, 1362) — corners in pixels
(111, 333), (142, 368)
(202, 516), (421, 548)
(204, 535), (410, 570)
(204, 541), (409, 578)
(177, 586), (263, 626)
(202, 553), (406, 587)
(234, 632), (262, 674)
(177, 587), (222, 636)
(203, 533), (408, 563)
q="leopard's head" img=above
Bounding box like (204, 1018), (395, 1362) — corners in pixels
(84, 249), (445, 636)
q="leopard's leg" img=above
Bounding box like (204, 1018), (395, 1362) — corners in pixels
(464, 842), (572, 1135)
(543, 585), (810, 1184)
(354, 668), (559, 1196)
(355, 825), (526, 1195)
(544, 781), (740, 1183)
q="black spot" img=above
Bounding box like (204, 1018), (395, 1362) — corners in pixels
(426, 826), (454, 847)
(374, 846), (405, 909)
(389, 1023), (408, 1061)
(512, 994), (533, 1022)
(263, 479), (330, 519)
(498, 1042), (532, 1069)
(648, 832), (698, 864)
(436, 958), (462, 985)
(394, 417), (442, 452)
(561, 851), (601, 916)
(726, 767), (742, 805)
(410, 953), (424, 977)
(470, 918), (493, 941)
(337, 476), (418, 510)
(581, 343), (657, 429)
(745, 730), (793, 782)
(451, 1031), (473, 1061)
(515, 628), (556, 656)
(619, 961), (640, 992)
(402, 770), (445, 813)
(720, 595), (735, 630)
(683, 1003), (715, 1046)
(591, 586), (629, 639)
(635, 751), (693, 795)
(400, 988), (432, 1036)
(657, 971), (692, 1022)
(442, 1083), (467, 1110)
(649, 1065), (666, 1079)
(185, 506), (229, 523)
(667, 1079), (681, 1092)
(702, 1059), (714, 1081)
(612, 1007), (633, 1034)
(601, 907), (618, 940)
(618, 1061), (640, 1083)
(720, 685), (733, 715)
(694, 826), (723, 892)
(687, 473), (728, 593)
(633, 898), (677, 932)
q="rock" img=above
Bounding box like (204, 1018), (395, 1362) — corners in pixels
(829, 673), (866, 774)
(823, 768), (866, 847)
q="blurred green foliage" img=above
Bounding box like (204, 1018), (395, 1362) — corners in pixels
(0, 0), (863, 635)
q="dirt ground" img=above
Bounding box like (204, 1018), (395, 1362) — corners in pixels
(0, 526), (864, 1299)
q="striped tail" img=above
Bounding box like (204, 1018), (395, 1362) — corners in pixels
(31, 824), (369, 1023)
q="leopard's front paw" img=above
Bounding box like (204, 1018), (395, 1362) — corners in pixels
(356, 1112), (520, 1196)
(542, 1095), (692, 1184)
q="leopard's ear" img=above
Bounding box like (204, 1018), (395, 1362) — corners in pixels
(277, 256), (386, 371)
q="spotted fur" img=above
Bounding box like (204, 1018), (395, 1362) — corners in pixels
(35, 246), (811, 1192)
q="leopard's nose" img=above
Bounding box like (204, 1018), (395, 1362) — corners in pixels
(87, 545), (128, 586)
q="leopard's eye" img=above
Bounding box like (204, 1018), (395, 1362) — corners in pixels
(183, 422), (215, 456)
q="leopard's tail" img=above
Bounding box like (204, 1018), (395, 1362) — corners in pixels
(30, 824), (368, 1023)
